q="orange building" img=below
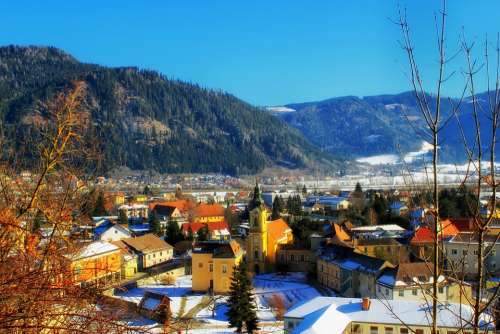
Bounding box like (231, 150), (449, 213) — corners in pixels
(70, 241), (122, 286)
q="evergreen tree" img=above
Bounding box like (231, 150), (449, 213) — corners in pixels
(118, 210), (128, 224)
(355, 182), (363, 193)
(302, 184), (308, 197)
(165, 219), (182, 245)
(143, 185), (151, 196)
(92, 191), (108, 217)
(196, 225), (209, 241)
(271, 196), (283, 220)
(149, 213), (161, 236)
(226, 263), (259, 333)
(187, 226), (194, 241)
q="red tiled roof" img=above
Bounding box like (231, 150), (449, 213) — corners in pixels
(181, 221), (229, 234)
(268, 218), (292, 240)
(193, 203), (225, 217)
(150, 200), (192, 213)
(410, 227), (434, 244)
(449, 218), (474, 231)
(410, 220), (460, 244)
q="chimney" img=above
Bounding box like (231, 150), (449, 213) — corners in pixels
(362, 297), (371, 311)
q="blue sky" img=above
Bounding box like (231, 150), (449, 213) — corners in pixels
(0, 1), (499, 105)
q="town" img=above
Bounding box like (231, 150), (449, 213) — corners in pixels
(20, 169), (496, 333)
(1, 1), (500, 334)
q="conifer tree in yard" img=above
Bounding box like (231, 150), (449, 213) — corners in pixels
(118, 209), (128, 224)
(149, 213), (162, 236)
(271, 195), (283, 220)
(226, 263), (259, 333)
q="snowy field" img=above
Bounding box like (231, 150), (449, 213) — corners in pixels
(113, 273), (320, 333)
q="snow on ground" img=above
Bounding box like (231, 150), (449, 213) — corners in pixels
(356, 154), (399, 165)
(253, 272), (321, 321)
(113, 273), (319, 333)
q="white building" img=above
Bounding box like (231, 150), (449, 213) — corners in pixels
(284, 296), (493, 334)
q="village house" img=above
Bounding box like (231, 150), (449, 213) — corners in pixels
(181, 221), (231, 241)
(389, 201), (408, 216)
(409, 219), (460, 261)
(305, 195), (350, 212)
(191, 203), (225, 224)
(349, 224), (407, 240)
(94, 221), (132, 242)
(375, 262), (472, 303)
(118, 203), (148, 221)
(353, 238), (410, 265)
(111, 240), (139, 279)
(151, 204), (184, 227)
(70, 241), (122, 286)
(191, 240), (243, 293)
(317, 244), (392, 298)
(445, 232), (500, 279)
(283, 296), (494, 334)
(121, 234), (173, 270)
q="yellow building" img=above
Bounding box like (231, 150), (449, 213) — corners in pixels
(133, 194), (148, 203)
(191, 240), (243, 293)
(246, 183), (294, 274)
(354, 238), (410, 265)
(111, 240), (138, 279)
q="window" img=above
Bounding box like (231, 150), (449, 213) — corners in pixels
(209, 264), (213, 272)
(438, 287), (444, 294)
(415, 329), (424, 334)
(291, 254), (295, 261)
(451, 249), (458, 255)
(160, 251), (162, 256)
(301, 254), (305, 262)
(222, 264), (227, 273)
(400, 329), (408, 334)
(370, 326), (378, 334)
(254, 250), (259, 260)
(463, 249), (468, 256)
(385, 327), (393, 334)
(412, 289), (417, 296)
(364, 247), (368, 253)
(148, 255), (151, 259)
(198, 262), (203, 268)
(398, 290), (404, 297)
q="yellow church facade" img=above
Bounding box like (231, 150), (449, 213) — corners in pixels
(246, 204), (293, 274)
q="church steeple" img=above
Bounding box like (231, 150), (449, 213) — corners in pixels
(249, 180), (263, 210)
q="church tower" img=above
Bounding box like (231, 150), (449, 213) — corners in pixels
(247, 182), (268, 274)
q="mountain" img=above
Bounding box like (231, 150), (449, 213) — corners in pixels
(276, 91), (497, 164)
(0, 45), (338, 175)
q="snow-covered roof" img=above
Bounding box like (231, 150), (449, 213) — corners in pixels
(72, 241), (120, 260)
(285, 297), (494, 334)
(351, 224), (406, 232)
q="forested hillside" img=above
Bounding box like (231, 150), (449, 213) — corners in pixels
(0, 45), (338, 175)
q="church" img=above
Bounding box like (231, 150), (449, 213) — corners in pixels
(246, 183), (294, 274)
